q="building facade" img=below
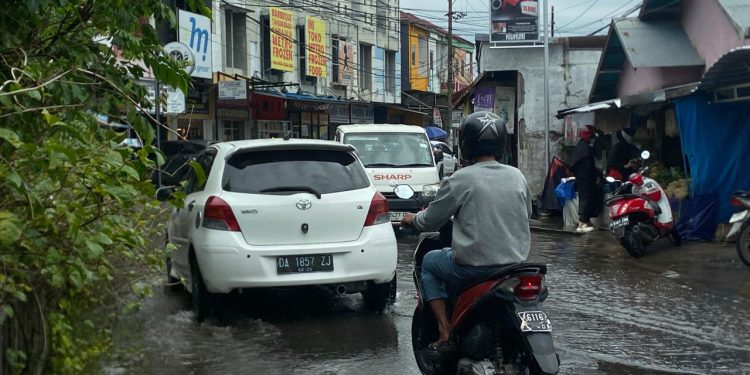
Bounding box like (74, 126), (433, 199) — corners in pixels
(458, 36), (605, 196)
(155, 0), (404, 143)
(400, 12), (474, 129)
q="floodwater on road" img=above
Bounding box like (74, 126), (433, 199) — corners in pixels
(103, 230), (750, 374)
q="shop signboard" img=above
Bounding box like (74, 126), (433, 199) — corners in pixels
(139, 80), (185, 114)
(474, 86), (495, 112)
(218, 80), (247, 100)
(185, 80), (210, 114)
(489, 0), (540, 44)
(495, 86), (515, 134)
(270, 7), (295, 72)
(178, 9), (212, 78)
(337, 40), (354, 85)
(216, 98), (249, 121)
(306, 17), (327, 78)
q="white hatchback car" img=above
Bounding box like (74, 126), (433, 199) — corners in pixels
(159, 139), (398, 321)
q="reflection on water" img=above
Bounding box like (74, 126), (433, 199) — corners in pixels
(104, 232), (750, 374)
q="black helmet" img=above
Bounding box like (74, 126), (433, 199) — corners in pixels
(459, 111), (507, 162)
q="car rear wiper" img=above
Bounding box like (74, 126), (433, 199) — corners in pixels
(395, 163), (433, 168)
(364, 163), (398, 167)
(259, 186), (322, 199)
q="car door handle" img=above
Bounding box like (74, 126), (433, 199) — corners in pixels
(187, 201), (196, 212)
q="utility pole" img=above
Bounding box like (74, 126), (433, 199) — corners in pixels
(543, 0), (551, 169)
(551, 6), (555, 37)
(446, 0), (454, 132)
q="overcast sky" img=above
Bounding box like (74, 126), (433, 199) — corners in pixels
(399, 0), (643, 40)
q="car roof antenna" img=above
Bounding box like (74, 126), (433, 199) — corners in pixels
(283, 129), (291, 141)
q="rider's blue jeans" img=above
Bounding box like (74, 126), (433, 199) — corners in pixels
(420, 248), (500, 302)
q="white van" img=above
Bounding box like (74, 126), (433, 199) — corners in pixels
(335, 124), (441, 224)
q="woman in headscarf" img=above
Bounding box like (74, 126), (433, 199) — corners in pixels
(571, 125), (602, 233)
(607, 128), (641, 180)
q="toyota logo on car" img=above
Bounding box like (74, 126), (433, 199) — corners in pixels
(296, 199), (312, 210)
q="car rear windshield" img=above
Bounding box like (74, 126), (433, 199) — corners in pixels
(222, 149), (370, 195)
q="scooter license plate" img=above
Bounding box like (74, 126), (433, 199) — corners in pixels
(517, 311), (551, 333)
(610, 217), (629, 229)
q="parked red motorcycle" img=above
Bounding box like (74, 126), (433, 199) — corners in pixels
(394, 185), (560, 375)
(729, 190), (750, 267)
(605, 151), (681, 258)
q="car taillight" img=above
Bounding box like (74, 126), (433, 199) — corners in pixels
(364, 192), (389, 226)
(731, 197), (743, 207)
(515, 274), (544, 300)
(203, 196), (241, 231)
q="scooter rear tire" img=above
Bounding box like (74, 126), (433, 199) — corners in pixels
(737, 223), (750, 267)
(621, 230), (646, 258)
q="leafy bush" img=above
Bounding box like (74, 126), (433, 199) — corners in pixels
(0, 0), (207, 372)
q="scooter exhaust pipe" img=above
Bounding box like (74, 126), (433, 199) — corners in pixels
(335, 284), (347, 295)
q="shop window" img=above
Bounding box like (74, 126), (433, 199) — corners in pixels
(258, 120), (292, 139)
(224, 8), (247, 72)
(359, 44), (373, 90)
(222, 120), (243, 141)
(384, 51), (395, 93)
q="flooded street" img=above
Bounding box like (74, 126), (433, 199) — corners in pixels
(103, 230), (750, 374)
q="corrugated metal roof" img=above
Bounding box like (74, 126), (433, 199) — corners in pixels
(719, 0), (750, 38)
(614, 18), (704, 68)
(697, 46), (750, 92)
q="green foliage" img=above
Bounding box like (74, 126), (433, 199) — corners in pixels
(0, 0), (203, 372)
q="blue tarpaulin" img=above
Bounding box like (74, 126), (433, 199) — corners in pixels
(675, 92), (750, 222)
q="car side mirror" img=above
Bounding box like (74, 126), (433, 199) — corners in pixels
(156, 186), (175, 202)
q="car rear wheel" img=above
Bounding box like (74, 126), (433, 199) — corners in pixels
(190, 256), (213, 322)
(363, 275), (396, 312)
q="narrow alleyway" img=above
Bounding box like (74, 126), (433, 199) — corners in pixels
(103, 231), (750, 374)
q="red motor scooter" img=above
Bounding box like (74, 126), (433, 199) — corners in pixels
(393, 185), (560, 375)
(605, 151), (681, 258)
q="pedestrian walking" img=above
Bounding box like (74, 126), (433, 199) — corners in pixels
(571, 125), (602, 233)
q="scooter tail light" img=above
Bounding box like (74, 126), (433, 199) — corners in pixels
(364, 192), (390, 226)
(203, 196), (241, 232)
(730, 197), (742, 207)
(497, 274), (544, 301)
(515, 274), (544, 300)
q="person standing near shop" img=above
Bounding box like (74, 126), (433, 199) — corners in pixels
(607, 128), (641, 180)
(571, 125), (602, 233)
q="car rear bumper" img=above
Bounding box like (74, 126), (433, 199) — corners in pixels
(193, 224), (398, 293)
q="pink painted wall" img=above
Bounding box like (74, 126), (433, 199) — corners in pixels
(617, 60), (703, 97)
(682, 0), (750, 70)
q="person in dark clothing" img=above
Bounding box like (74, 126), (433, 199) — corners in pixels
(607, 128), (641, 180)
(571, 125), (602, 233)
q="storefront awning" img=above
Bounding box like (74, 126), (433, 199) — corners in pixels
(696, 46), (750, 93)
(556, 99), (621, 119)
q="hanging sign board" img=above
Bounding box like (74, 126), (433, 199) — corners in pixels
(178, 9), (212, 78)
(270, 7), (295, 71)
(306, 16), (327, 78)
(218, 80), (248, 100)
(490, 0), (541, 44)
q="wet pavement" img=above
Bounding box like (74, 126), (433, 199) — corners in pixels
(103, 230), (750, 374)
